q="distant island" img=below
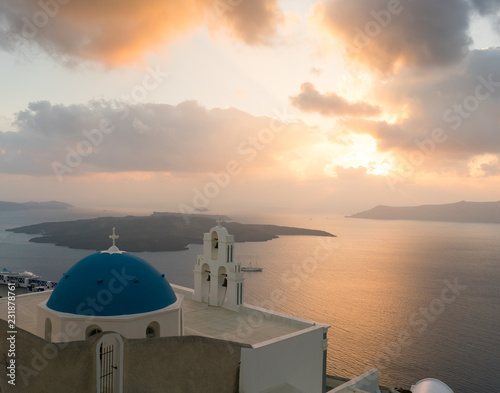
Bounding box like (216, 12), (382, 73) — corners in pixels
(0, 201), (73, 211)
(348, 200), (500, 224)
(6, 212), (335, 252)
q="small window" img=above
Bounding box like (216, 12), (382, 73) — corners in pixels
(86, 325), (102, 338)
(88, 328), (102, 337)
(146, 322), (160, 338)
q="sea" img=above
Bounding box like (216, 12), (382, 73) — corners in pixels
(0, 208), (499, 393)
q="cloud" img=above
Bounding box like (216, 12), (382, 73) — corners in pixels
(0, 99), (320, 178)
(0, 0), (283, 66)
(313, 0), (473, 73)
(208, 0), (283, 45)
(290, 82), (381, 117)
(471, 0), (500, 16)
(338, 118), (412, 151)
(340, 48), (500, 174)
(480, 161), (500, 175)
(471, 0), (500, 35)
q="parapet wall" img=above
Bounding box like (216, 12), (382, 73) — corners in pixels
(125, 335), (243, 393)
(0, 318), (244, 393)
(0, 318), (95, 393)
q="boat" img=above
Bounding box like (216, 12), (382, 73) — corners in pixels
(0, 268), (57, 290)
(1, 268), (40, 279)
(241, 263), (263, 272)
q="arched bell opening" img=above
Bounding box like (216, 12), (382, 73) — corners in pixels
(217, 266), (228, 305)
(201, 263), (211, 303)
(211, 230), (219, 260)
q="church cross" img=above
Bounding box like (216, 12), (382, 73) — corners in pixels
(216, 217), (223, 227)
(109, 227), (119, 247)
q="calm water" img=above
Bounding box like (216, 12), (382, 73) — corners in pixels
(1, 209), (499, 392)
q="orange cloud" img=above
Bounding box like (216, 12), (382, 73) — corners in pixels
(334, 48), (500, 179)
(1, 0), (283, 66)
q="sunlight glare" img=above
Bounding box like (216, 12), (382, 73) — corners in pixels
(321, 134), (395, 177)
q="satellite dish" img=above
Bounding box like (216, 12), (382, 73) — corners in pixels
(411, 378), (454, 393)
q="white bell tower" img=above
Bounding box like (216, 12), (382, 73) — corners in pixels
(193, 219), (244, 311)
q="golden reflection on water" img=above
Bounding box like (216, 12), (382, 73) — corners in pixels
(236, 215), (500, 390)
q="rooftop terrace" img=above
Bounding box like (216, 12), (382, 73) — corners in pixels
(0, 284), (323, 346)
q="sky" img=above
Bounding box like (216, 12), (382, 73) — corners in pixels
(1, 0), (500, 215)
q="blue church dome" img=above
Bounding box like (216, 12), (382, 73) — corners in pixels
(47, 251), (177, 316)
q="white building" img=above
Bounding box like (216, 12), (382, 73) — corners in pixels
(0, 222), (384, 393)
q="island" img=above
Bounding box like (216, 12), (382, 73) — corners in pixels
(347, 200), (500, 224)
(6, 212), (335, 252)
(0, 201), (73, 211)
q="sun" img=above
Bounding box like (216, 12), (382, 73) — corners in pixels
(279, 131), (397, 180)
(321, 134), (396, 177)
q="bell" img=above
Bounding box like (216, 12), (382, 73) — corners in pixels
(222, 278), (228, 287)
(214, 242), (218, 249)
(206, 275), (211, 281)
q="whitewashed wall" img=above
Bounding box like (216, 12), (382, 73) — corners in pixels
(327, 369), (381, 393)
(36, 295), (183, 342)
(240, 325), (326, 393)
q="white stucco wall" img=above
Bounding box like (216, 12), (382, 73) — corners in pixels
(239, 325), (326, 393)
(327, 369), (381, 393)
(37, 295), (183, 342)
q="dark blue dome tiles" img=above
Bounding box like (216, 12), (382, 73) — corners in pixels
(47, 252), (177, 316)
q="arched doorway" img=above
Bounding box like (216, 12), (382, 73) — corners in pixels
(96, 334), (123, 393)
